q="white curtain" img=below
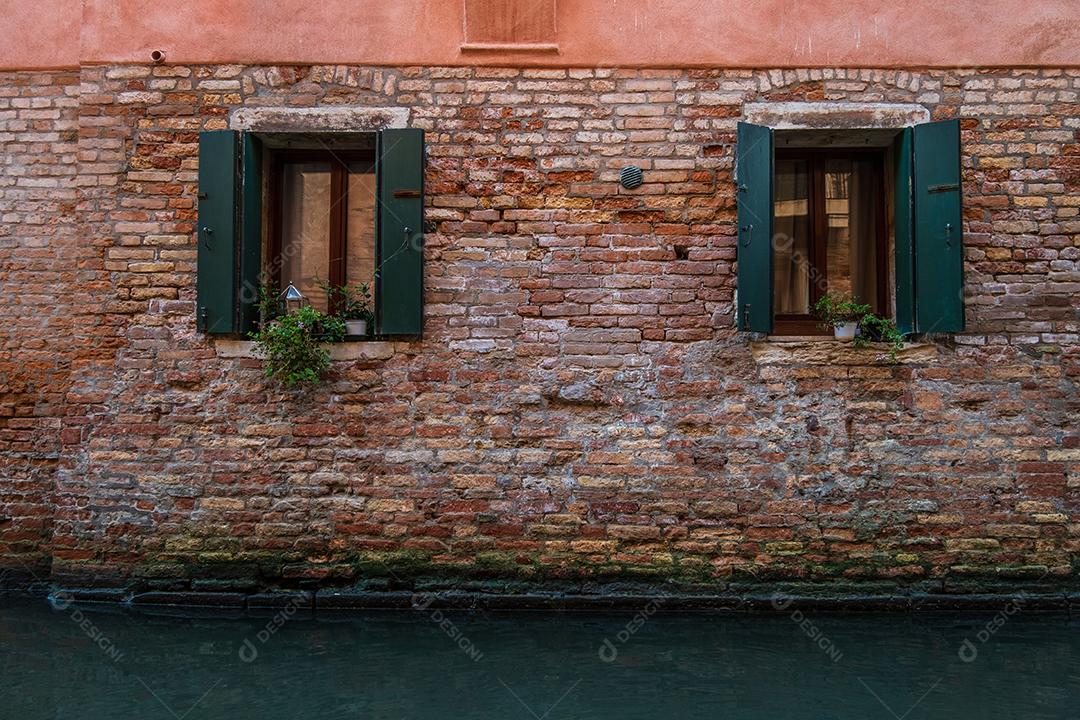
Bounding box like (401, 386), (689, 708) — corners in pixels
(773, 160), (810, 314)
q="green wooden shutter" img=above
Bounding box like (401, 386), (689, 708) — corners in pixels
(376, 128), (425, 336)
(736, 122), (774, 332)
(913, 119), (964, 333)
(237, 132), (263, 335)
(197, 130), (239, 334)
(893, 127), (916, 335)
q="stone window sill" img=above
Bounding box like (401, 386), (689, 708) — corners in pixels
(214, 339), (396, 361)
(750, 337), (938, 365)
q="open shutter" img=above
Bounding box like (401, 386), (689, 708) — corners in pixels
(376, 128), (425, 336)
(912, 119), (964, 333)
(197, 131), (239, 334)
(735, 122), (774, 332)
(893, 127), (916, 335)
(237, 132), (263, 335)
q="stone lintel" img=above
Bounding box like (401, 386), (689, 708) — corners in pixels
(229, 106), (410, 132)
(744, 102), (931, 129)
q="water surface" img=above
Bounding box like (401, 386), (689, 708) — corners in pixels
(1, 597), (1076, 719)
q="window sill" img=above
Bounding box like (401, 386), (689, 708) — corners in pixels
(214, 339), (396, 361)
(750, 338), (938, 365)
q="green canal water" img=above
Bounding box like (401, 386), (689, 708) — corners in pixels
(1, 597), (1076, 718)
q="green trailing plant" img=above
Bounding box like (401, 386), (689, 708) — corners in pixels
(251, 304), (346, 388)
(812, 293), (871, 331)
(855, 312), (906, 363)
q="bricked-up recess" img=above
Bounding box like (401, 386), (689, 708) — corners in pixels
(0, 65), (1078, 592)
(464, 0), (557, 45)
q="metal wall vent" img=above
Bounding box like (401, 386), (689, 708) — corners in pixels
(619, 165), (644, 190)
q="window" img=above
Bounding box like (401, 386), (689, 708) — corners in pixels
(772, 150), (887, 334)
(268, 150), (376, 314)
(196, 129), (425, 338)
(735, 119), (964, 336)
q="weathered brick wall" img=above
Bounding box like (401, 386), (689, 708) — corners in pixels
(7, 64), (1080, 592)
(0, 71), (79, 582)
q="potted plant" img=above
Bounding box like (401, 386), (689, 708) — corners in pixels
(812, 293), (870, 342)
(321, 281), (374, 337)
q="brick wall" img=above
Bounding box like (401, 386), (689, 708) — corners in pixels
(0, 71), (79, 582)
(3, 64), (1079, 592)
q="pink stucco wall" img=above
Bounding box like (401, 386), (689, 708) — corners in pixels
(2, 0), (81, 69)
(2, 0), (1078, 70)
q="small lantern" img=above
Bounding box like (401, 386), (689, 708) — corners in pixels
(280, 283), (308, 313)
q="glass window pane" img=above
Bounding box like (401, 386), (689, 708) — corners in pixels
(280, 162), (331, 312)
(824, 158), (879, 313)
(773, 159), (811, 315)
(345, 166), (377, 291)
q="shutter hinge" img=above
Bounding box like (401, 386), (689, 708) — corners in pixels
(742, 304), (751, 329)
(199, 307), (207, 333)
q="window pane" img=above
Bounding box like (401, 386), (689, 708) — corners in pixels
(824, 159), (880, 313)
(345, 166), (377, 292)
(280, 162), (331, 312)
(773, 159), (811, 314)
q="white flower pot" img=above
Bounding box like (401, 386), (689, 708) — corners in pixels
(345, 319), (368, 336)
(834, 321), (858, 342)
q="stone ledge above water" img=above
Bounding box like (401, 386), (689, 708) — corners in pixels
(24, 586), (1080, 615)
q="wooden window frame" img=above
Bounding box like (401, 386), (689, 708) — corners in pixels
(772, 147), (888, 336)
(266, 149), (376, 314)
